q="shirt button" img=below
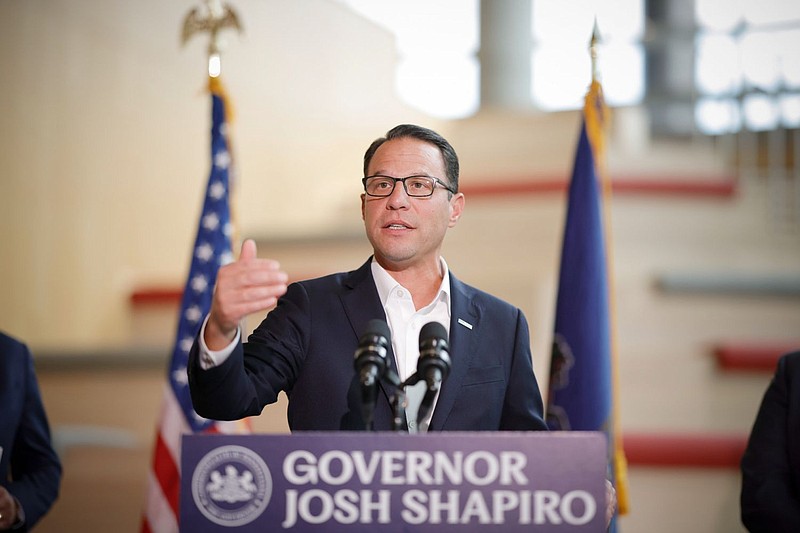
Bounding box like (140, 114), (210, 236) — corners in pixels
(408, 420), (416, 428)
(396, 289), (404, 298)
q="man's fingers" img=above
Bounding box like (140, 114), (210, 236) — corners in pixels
(240, 265), (289, 286)
(231, 297), (281, 318)
(217, 265), (288, 296)
(217, 255), (288, 288)
(240, 284), (287, 303)
(210, 243), (288, 336)
(217, 284), (287, 313)
(239, 238), (257, 262)
(212, 260), (288, 322)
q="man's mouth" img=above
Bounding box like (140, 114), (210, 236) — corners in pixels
(384, 222), (411, 230)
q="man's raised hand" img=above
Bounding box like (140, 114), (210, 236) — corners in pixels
(204, 239), (289, 350)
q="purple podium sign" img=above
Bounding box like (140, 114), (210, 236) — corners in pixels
(180, 432), (607, 532)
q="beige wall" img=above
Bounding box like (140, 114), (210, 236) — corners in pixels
(0, 0), (432, 349)
(2, 1), (800, 532)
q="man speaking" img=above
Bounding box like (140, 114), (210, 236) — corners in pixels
(188, 124), (548, 433)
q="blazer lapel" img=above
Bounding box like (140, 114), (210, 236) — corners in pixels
(428, 274), (479, 431)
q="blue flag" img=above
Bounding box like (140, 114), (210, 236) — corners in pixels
(547, 79), (629, 520)
(547, 121), (612, 432)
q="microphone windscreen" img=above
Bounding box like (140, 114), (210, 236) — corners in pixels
(419, 321), (447, 344)
(362, 319), (391, 343)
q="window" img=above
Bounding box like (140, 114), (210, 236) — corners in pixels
(530, 0), (645, 111)
(340, 0), (480, 119)
(694, 0), (800, 134)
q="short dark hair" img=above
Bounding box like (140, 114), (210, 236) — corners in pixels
(363, 124), (460, 192)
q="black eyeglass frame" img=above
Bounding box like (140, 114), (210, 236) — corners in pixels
(362, 174), (456, 198)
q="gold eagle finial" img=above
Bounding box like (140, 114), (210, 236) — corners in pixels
(182, 0), (243, 77)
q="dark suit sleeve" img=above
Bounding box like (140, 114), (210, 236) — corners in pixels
(7, 344), (62, 531)
(188, 281), (311, 421)
(741, 352), (800, 532)
(499, 308), (549, 431)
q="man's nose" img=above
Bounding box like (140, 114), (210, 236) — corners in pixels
(386, 181), (410, 207)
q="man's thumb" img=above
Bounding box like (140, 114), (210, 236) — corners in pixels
(239, 239), (257, 261)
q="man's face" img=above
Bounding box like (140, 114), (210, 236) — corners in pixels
(361, 137), (464, 271)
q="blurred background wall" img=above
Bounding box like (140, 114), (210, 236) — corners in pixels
(1, 0), (799, 531)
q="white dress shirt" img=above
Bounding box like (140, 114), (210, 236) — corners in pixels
(370, 258), (451, 432)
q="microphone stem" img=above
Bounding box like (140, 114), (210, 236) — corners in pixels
(391, 389), (405, 432)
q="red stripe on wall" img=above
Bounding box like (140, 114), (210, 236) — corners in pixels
(714, 343), (800, 372)
(610, 177), (736, 196)
(460, 176), (737, 198)
(623, 432), (748, 468)
(131, 288), (183, 306)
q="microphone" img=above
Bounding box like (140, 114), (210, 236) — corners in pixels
(353, 319), (391, 429)
(415, 321), (451, 429)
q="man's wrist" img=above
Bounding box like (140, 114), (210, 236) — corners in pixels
(198, 316), (240, 370)
(204, 316), (237, 351)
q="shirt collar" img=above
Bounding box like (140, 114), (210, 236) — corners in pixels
(371, 257), (451, 310)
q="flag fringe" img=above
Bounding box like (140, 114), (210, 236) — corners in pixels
(584, 78), (629, 516)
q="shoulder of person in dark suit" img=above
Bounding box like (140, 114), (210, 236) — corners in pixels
(740, 350), (800, 533)
(0, 331), (62, 531)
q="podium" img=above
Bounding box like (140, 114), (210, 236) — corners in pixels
(180, 432), (607, 532)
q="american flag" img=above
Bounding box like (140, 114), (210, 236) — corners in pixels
(141, 78), (249, 533)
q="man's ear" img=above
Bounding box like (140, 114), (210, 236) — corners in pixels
(360, 193), (366, 221)
(448, 193), (465, 227)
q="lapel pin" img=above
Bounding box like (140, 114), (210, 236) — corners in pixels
(457, 318), (473, 330)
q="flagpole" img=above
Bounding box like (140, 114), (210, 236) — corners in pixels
(585, 20), (607, 164)
(588, 21), (629, 516)
(182, 0), (244, 257)
(590, 20), (600, 92)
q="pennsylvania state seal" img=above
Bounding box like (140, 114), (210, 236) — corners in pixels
(191, 445), (272, 527)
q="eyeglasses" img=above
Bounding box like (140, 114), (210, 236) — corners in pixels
(362, 175), (455, 198)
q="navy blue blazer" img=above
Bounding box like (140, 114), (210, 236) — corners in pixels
(189, 259), (548, 432)
(0, 332), (61, 531)
(741, 351), (800, 532)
